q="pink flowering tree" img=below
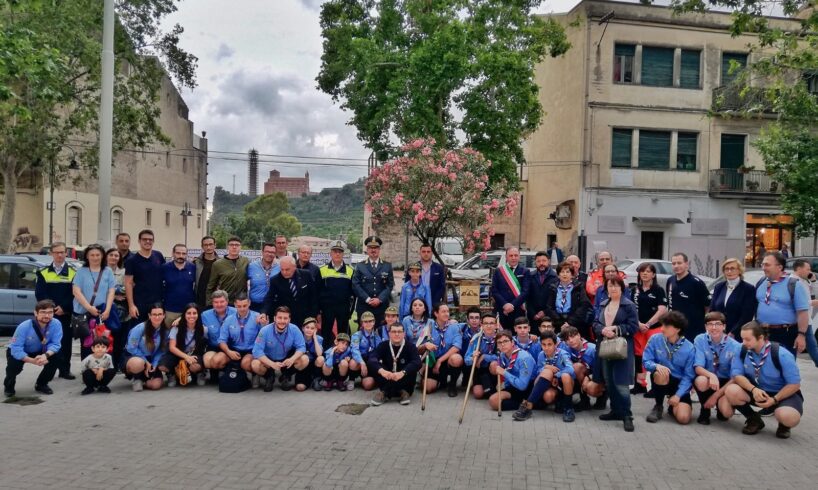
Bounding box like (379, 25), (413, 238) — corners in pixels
(365, 138), (519, 264)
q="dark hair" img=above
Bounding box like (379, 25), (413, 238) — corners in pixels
(431, 302), (449, 320)
(35, 299), (56, 312)
(741, 320), (768, 339)
(91, 336), (110, 348)
(388, 322), (404, 332)
(105, 248), (119, 265)
(145, 303), (166, 352)
(540, 318), (554, 328)
(262, 242), (276, 250)
(420, 243), (432, 250)
(466, 306), (481, 317)
(765, 251), (786, 268)
(636, 262), (657, 288)
(671, 252), (689, 263)
(535, 251), (548, 259)
(410, 298), (429, 321)
(559, 325), (580, 340)
(556, 260), (574, 275)
(179, 303), (205, 358)
(233, 292), (249, 303)
(793, 258), (810, 270)
(660, 311), (687, 333)
(172, 243), (187, 254)
(481, 312), (497, 322)
(138, 229), (154, 240)
(227, 236), (241, 244)
(116, 232), (130, 240)
(704, 311), (726, 324)
(201, 235), (215, 245)
(274, 306), (291, 315)
(540, 330), (558, 344)
(82, 244), (107, 268)
(495, 330), (513, 343)
(513, 316), (529, 327)
(605, 276), (627, 294)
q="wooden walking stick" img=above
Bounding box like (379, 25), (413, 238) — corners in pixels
(497, 373), (503, 417)
(421, 353), (429, 411)
(458, 333), (482, 424)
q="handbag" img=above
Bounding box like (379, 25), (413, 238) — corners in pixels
(598, 326), (628, 361)
(219, 361), (250, 393)
(175, 359), (191, 386)
(72, 269), (105, 339)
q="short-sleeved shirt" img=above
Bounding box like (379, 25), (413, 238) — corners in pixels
(162, 261), (196, 312)
(72, 267), (116, 314)
(730, 342), (801, 393)
(755, 276), (809, 325)
(248, 260), (280, 304)
(124, 250), (166, 307)
(666, 273), (711, 338)
(633, 284), (667, 325)
(168, 325), (208, 354)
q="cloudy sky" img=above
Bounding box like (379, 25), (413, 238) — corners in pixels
(163, 0), (582, 196)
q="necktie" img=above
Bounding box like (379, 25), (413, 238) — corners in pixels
(290, 278), (297, 298)
(539, 272), (545, 285)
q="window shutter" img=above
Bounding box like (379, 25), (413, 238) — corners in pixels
(641, 47), (674, 87)
(638, 131), (671, 169)
(677, 133), (698, 170)
(680, 50), (701, 89)
(611, 129), (632, 167)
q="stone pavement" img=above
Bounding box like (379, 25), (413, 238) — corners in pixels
(2, 340), (818, 490)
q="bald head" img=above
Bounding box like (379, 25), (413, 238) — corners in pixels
(506, 247), (520, 267)
(566, 255), (581, 274)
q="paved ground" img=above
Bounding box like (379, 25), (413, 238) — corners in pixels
(2, 339), (817, 489)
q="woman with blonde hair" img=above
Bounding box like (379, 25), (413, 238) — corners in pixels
(710, 258), (757, 337)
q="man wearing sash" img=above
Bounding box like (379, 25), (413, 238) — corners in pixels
(4, 300), (63, 397)
(491, 248), (529, 330)
(370, 323), (421, 406)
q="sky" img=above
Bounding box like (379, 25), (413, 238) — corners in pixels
(162, 0), (584, 196)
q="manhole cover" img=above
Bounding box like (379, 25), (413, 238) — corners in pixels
(335, 403), (369, 415)
(3, 396), (43, 406)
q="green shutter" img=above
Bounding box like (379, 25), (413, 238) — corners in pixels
(615, 44), (635, 56)
(720, 134), (746, 169)
(638, 131), (671, 169)
(722, 53), (747, 86)
(611, 129), (632, 168)
(677, 132), (698, 171)
(680, 50), (701, 89)
(641, 47), (674, 87)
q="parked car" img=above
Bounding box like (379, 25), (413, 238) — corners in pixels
(37, 245), (85, 261)
(0, 255), (49, 332)
(21, 253), (83, 270)
(786, 256), (818, 271)
(435, 238), (464, 267)
(617, 259), (715, 290)
(450, 250), (538, 281)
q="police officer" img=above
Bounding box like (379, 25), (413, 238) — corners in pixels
(4, 300), (63, 397)
(34, 241), (75, 379)
(317, 240), (354, 350)
(352, 236), (395, 328)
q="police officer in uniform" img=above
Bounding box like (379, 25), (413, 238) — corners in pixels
(34, 242), (76, 379)
(317, 240), (355, 350)
(352, 236), (395, 328)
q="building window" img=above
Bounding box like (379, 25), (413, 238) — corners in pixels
(613, 44), (635, 83)
(67, 206), (81, 245)
(641, 47), (674, 87)
(638, 130), (671, 169)
(611, 128), (633, 168)
(111, 209), (123, 239)
(722, 52), (748, 86)
(197, 214), (202, 229)
(720, 134), (746, 169)
(677, 132), (698, 171)
(146, 208), (152, 226)
(679, 50), (701, 89)
(165, 211), (171, 227)
(804, 72), (818, 95)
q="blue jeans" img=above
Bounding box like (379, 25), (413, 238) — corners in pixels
(806, 325), (818, 367)
(602, 359), (632, 418)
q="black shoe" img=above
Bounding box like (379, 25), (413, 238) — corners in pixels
(646, 405), (663, 423)
(623, 416), (635, 432)
(697, 409), (711, 425)
(59, 373), (76, 380)
(742, 414), (765, 435)
(81, 386), (95, 396)
(4, 389), (14, 398)
(630, 384), (647, 395)
(716, 410), (728, 422)
(776, 424), (791, 439)
(643, 389), (654, 399)
(97, 385), (111, 394)
(263, 374), (275, 393)
(592, 395), (607, 410)
(35, 384), (54, 395)
(598, 411), (623, 421)
(447, 383), (458, 398)
(574, 396), (592, 412)
(554, 404), (564, 414)
(512, 403), (532, 421)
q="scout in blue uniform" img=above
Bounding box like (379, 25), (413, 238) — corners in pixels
(459, 307), (483, 388)
(4, 300), (63, 397)
(214, 294), (266, 387)
(488, 330), (534, 412)
(350, 311), (382, 391)
(159, 303), (209, 387)
(559, 325), (601, 412)
(199, 290), (236, 379)
(123, 303), (168, 392)
(512, 331), (576, 422)
(464, 313), (500, 399)
(418, 304), (463, 397)
(692, 311), (742, 425)
(724, 321), (803, 439)
(401, 298), (431, 346)
(642, 311), (696, 425)
(352, 236), (395, 328)
(321, 333), (355, 391)
(299, 317), (325, 391)
(379, 306), (400, 340)
(399, 262), (432, 320)
(251, 306), (309, 392)
(513, 316), (541, 360)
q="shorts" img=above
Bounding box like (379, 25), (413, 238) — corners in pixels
(659, 374), (693, 405)
(748, 388), (804, 415)
(427, 361), (455, 382)
(121, 354), (164, 380)
(501, 386), (529, 411)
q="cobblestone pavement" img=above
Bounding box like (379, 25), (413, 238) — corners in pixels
(2, 341), (817, 489)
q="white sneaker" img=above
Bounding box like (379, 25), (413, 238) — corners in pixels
(167, 375), (177, 388)
(251, 374), (261, 389)
(131, 379), (143, 392)
(345, 379), (355, 391)
(196, 374), (206, 386)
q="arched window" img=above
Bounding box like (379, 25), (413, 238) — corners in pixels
(67, 206), (81, 245)
(111, 209), (123, 239)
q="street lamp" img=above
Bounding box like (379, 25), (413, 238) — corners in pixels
(180, 202), (193, 246)
(48, 146), (79, 246)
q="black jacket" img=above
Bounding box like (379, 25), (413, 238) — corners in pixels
(369, 339), (421, 375)
(545, 282), (591, 328)
(525, 268), (558, 322)
(262, 269), (318, 326)
(711, 280), (758, 337)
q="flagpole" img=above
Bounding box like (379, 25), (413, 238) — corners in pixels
(421, 354), (429, 412)
(497, 373), (502, 417)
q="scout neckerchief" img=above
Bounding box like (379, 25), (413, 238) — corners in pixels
(708, 334), (726, 372)
(435, 321), (448, 351)
(664, 336), (686, 361)
(515, 336), (535, 351)
(236, 313), (249, 344)
(498, 263), (522, 297)
(390, 339), (405, 372)
(499, 347), (520, 383)
(544, 351), (560, 367)
(764, 275), (787, 305)
(570, 340), (589, 369)
(408, 317), (425, 342)
(749, 342), (772, 384)
(558, 283), (572, 311)
(361, 329), (376, 354)
(273, 325), (289, 355)
(32, 318), (48, 353)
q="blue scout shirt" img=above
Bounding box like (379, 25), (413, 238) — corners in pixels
(498, 348), (535, 391)
(248, 260), (280, 304)
(464, 333), (498, 368)
(126, 322), (165, 365)
(219, 311), (264, 352)
(324, 345), (354, 368)
(693, 333), (742, 380)
(72, 267), (116, 314)
(402, 317), (431, 345)
(252, 323), (306, 361)
(730, 342), (801, 393)
(399, 281), (432, 319)
(304, 334), (324, 361)
(428, 322), (462, 358)
(161, 261), (196, 312)
(201, 307), (236, 347)
(565, 339), (596, 370)
(535, 349), (575, 380)
(755, 275), (810, 325)
(513, 335), (542, 360)
(351, 329), (381, 363)
(461, 323), (481, 352)
(643, 334), (696, 398)
(168, 325), (208, 354)
(9, 318), (62, 360)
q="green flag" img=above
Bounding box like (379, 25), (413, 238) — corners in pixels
(424, 351), (436, 367)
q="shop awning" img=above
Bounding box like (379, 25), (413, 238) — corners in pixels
(632, 217), (684, 225)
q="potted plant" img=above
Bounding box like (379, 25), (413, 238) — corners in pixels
(737, 165), (753, 174)
(746, 180), (760, 191)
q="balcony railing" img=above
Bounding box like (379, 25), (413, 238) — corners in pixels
(712, 85), (775, 114)
(709, 169), (782, 197)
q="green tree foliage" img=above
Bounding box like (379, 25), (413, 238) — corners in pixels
(211, 192), (302, 248)
(0, 0), (198, 250)
(316, 0), (571, 184)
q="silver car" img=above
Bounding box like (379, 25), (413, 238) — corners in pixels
(450, 250), (538, 281)
(0, 255), (49, 330)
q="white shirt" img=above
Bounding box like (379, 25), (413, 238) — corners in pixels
(724, 278), (741, 306)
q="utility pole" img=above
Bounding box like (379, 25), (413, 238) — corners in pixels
(97, 0), (114, 246)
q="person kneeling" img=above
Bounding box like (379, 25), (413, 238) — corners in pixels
(419, 304), (463, 397)
(513, 331), (576, 422)
(161, 303), (208, 387)
(488, 330), (534, 413)
(123, 304), (167, 391)
(560, 326), (602, 412)
(321, 334), (354, 391)
(693, 311), (742, 424)
(251, 306), (308, 392)
(4, 300), (63, 397)
(642, 311), (695, 424)
(723, 321), (803, 439)
(464, 313), (500, 399)
(81, 336), (116, 395)
(300, 318), (325, 391)
(370, 323), (421, 406)
(350, 312), (381, 391)
(213, 294), (265, 388)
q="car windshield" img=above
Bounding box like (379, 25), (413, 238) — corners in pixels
(438, 242), (462, 255)
(616, 260), (633, 269)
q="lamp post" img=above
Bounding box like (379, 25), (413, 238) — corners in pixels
(48, 147), (79, 246)
(180, 202), (193, 246)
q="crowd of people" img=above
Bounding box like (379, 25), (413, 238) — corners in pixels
(4, 231), (812, 438)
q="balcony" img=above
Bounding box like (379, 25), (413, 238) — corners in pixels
(709, 169), (782, 199)
(712, 85), (775, 114)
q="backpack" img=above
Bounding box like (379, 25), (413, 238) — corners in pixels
(754, 276), (798, 303)
(739, 342), (782, 373)
(218, 361), (250, 393)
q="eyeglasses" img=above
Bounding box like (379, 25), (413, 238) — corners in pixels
(140, 238), (154, 242)
(497, 339), (512, 345)
(723, 266), (739, 271)
(705, 322), (724, 327)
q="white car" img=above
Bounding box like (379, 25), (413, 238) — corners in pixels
(617, 259), (715, 289)
(708, 269), (766, 294)
(450, 250), (538, 281)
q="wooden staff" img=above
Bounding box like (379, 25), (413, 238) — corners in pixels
(458, 333), (482, 424)
(497, 374), (502, 417)
(421, 355), (429, 411)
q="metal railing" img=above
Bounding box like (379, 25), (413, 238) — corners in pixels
(712, 85), (775, 113)
(709, 169), (782, 195)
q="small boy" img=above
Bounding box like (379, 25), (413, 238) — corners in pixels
(322, 333), (354, 391)
(80, 337), (116, 395)
(513, 317), (541, 360)
(399, 262), (432, 319)
(80, 320), (113, 360)
(300, 318), (325, 391)
(380, 306), (400, 339)
(350, 312), (382, 391)
(512, 331), (576, 422)
(538, 318), (566, 352)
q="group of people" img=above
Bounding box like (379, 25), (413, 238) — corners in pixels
(3, 234), (811, 439)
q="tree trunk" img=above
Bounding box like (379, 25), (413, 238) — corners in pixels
(813, 226), (818, 255)
(0, 167), (19, 253)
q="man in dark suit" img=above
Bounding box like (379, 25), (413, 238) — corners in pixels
(526, 251), (558, 325)
(491, 247), (529, 330)
(404, 243), (446, 305)
(262, 256), (318, 327)
(352, 236), (395, 327)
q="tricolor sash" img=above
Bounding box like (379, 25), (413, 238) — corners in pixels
(499, 263), (522, 298)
